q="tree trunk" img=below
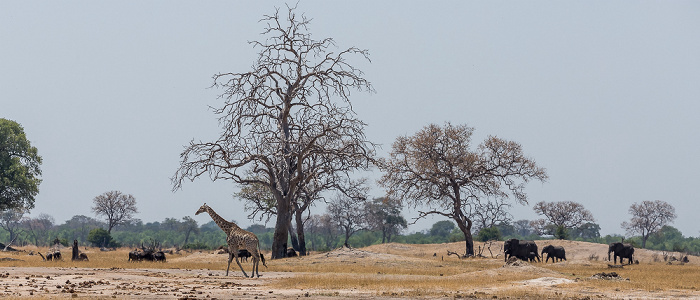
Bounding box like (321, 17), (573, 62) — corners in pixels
(287, 219), (300, 251)
(455, 217), (475, 256)
(271, 199), (291, 259)
(183, 230), (191, 245)
(294, 210), (307, 256)
(72, 240), (79, 261)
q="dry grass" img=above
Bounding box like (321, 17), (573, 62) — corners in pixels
(2, 241), (699, 299)
(268, 241), (700, 298)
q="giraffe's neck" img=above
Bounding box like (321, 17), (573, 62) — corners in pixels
(205, 206), (240, 232)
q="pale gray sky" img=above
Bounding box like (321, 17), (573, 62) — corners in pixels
(2, 1), (699, 237)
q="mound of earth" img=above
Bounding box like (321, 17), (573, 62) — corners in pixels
(308, 246), (415, 263)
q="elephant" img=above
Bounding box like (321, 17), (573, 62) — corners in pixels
(504, 239), (540, 262)
(541, 245), (566, 263)
(608, 242), (634, 265)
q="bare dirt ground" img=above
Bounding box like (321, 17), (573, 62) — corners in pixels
(1, 240), (699, 299)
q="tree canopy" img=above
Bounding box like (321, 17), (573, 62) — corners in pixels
(0, 119), (42, 211)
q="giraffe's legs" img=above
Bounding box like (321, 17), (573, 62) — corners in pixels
(233, 253), (249, 278)
(226, 252), (233, 276)
(252, 250), (261, 278)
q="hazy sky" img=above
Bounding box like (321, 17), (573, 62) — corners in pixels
(2, 1), (699, 237)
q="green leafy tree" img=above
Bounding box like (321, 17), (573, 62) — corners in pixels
(429, 221), (456, 238)
(0, 119), (42, 211)
(569, 222), (601, 240)
(365, 197), (407, 243)
(87, 228), (115, 247)
(554, 225), (569, 240)
(476, 226), (501, 242)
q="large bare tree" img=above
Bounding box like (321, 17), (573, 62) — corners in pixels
(172, 6), (376, 259)
(379, 123), (547, 256)
(622, 200), (676, 248)
(91, 191), (138, 234)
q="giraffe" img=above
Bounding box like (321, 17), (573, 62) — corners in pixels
(195, 203), (266, 277)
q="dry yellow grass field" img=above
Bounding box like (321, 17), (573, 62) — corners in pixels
(1, 240), (699, 299)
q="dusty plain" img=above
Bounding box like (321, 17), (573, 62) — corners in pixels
(1, 240), (699, 299)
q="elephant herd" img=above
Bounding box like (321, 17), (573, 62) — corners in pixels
(503, 239), (635, 265)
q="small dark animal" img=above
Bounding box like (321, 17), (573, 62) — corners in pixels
(527, 251), (539, 262)
(52, 251), (62, 261)
(286, 247), (297, 257)
(237, 249), (252, 262)
(46, 253), (53, 261)
(77, 253), (89, 261)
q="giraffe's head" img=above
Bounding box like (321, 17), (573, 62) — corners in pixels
(195, 203), (209, 215)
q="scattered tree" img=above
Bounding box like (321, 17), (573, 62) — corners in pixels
(513, 219), (534, 237)
(622, 200), (677, 248)
(87, 228), (114, 248)
(22, 213), (55, 246)
(172, 5), (376, 259)
(0, 208), (25, 245)
(532, 201), (595, 239)
(0, 119), (42, 211)
(180, 216), (199, 245)
(365, 197), (407, 243)
(569, 222), (601, 240)
(468, 197), (513, 233)
(91, 191), (138, 234)
(162, 217), (180, 231)
(327, 193), (367, 247)
(475, 226), (501, 242)
(379, 123), (547, 256)
(429, 220), (456, 238)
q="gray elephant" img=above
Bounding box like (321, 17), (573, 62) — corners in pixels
(541, 245), (566, 263)
(608, 242), (634, 264)
(504, 239), (540, 262)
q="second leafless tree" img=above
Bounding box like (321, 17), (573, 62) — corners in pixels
(532, 201), (595, 235)
(379, 123), (547, 256)
(622, 200), (676, 248)
(91, 190), (138, 234)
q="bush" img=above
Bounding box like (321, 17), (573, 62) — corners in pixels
(554, 226), (569, 240)
(87, 228), (120, 248)
(476, 227), (501, 242)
